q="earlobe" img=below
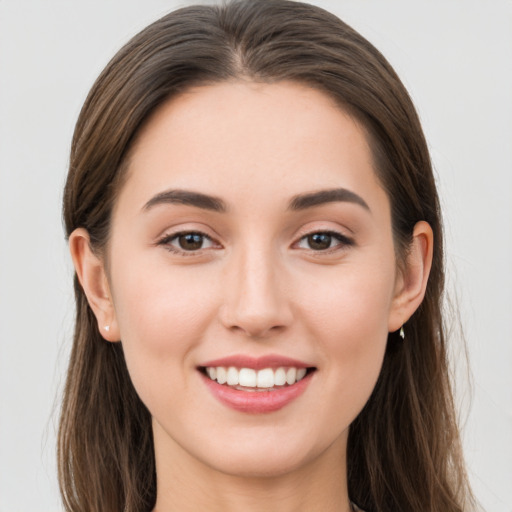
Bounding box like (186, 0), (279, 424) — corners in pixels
(69, 228), (120, 342)
(388, 221), (434, 333)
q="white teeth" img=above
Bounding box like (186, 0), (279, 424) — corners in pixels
(216, 367), (227, 384)
(205, 366), (310, 388)
(274, 367), (287, 386)
(256, 368), (274, 388)
(286, 367), (297, 385)
(239, 368), (257, 387)
(226, 367), (239, 386)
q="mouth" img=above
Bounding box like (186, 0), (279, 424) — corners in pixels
(198, 356), (317, 413)
(199, 365), (316, 392)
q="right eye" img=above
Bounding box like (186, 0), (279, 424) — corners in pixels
(158, 231), (217, 254)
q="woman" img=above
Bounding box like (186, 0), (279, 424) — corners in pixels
(59, 1), (476, 510)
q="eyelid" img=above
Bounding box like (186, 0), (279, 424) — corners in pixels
(156, 229), (222, 256)
(154, 223), (354, 256)
(292, 226), (355, 253)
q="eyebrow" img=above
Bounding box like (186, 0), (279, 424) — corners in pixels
(288, 188), (370, 212)
(142, 189), (227, 213)
(142, 187), (369, 214)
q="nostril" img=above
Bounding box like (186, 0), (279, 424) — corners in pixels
(224, 322), (288, 339)
(217, 278), (294, 337)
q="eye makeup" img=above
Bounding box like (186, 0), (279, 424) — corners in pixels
(295, 230), (354, 253)
(156, 227), (355, 259)
(156, 230), (220, 256)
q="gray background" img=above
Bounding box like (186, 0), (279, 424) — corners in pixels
(0, 1), (511, 510)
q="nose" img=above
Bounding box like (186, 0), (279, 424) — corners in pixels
(219, 246), (293, 339)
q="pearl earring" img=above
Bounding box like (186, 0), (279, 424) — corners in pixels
(399, 326), (405, 339)
(104, 325), (110, 332)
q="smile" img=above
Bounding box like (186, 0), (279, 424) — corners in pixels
(203, 366), (309, 390)
(198, 355), (316, 413)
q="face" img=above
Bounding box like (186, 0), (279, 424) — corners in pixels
(104, 82), (403, 477)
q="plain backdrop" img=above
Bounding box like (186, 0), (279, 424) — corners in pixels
(0, 1), (511, 510)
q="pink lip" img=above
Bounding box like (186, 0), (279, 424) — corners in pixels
(200, 370), (314, 414)
(200, 354), (313, 370)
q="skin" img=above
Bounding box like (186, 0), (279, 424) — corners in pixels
(70, 81), (433, 512)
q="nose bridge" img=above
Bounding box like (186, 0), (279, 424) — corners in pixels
(220, 240), (292, 337)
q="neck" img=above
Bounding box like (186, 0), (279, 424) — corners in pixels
(152, 422), (352, 512)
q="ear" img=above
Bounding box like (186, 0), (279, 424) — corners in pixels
(69, 228), (120, 342)
(388, 221), (434, 333)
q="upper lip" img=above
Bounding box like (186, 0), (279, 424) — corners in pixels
(199, 354), (315, 370)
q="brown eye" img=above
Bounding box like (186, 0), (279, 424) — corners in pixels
(307, 233), (333, 250)
(178, 233), (205, 250)
(159, 231), (217, 254)
(296, 231), (354, 252)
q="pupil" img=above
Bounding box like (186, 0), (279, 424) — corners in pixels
(179, 233), (203, 250)
(309, 233), (331, 250)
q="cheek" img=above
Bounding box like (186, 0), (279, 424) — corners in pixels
(297, 260), (395, 415)
(112, 256), (215, 349)
(108, 257), (217, 401)
(299, 255), (396, 341)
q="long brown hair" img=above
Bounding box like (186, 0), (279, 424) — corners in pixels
(60, 1), (475, 510)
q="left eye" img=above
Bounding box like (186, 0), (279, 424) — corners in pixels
(296, 232), (350, 251)
(162, 232), (215, 252)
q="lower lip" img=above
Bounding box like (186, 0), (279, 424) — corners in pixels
(201, 371), (313, 413)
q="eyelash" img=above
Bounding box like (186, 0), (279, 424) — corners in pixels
(157, 231), (218, 256)
(157, 230), (354, 256)
(294, 230), (354, 253)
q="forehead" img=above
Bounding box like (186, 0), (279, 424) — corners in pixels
(117, 81), (388, 217)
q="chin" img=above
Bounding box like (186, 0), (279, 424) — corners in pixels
(203, 449), (316, 480)
(186, 422), (348, 480)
